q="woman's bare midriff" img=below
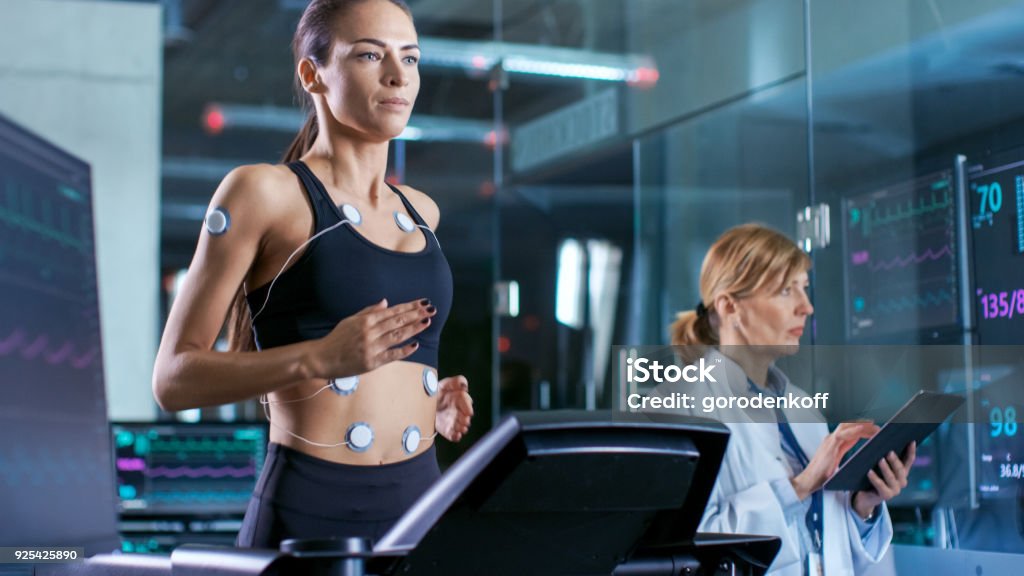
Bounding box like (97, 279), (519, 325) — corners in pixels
(267, 360), (437, 465)
(247, 165), (438, 465)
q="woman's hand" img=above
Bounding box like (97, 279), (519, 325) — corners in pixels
(791, 421), (880, 500)
(309, 298), (435, 379)
(435, 375), (473, 442)
(853, 441), (916, 519)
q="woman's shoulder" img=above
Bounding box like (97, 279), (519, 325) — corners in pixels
(219, 163), (296, 200)
(212, 163), (305, 217)
(202, 163), (307, 244)
(393, 183), (439, 229)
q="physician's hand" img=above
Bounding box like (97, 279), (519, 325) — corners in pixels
(853, 441), (916, 519)
(792, 421), (880, 500)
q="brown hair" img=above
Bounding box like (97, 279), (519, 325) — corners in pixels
(226, 0), (414, 353)
(669, 223), (811, 353)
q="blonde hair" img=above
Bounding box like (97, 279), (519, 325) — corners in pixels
(670, 223), (811, 351)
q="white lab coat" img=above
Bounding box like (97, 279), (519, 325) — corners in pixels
(648, 350), (893, 575)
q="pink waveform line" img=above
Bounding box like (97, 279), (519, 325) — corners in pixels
(0, 330), (25, 355)
(45, 342), (74, 365)
(851, 251), (869, 265)
(20, 335), (49, 360)
(145, 465), (256, 479)
(870, 245), (953, 271)
(70, 347), (98, 369)
(0, 328), (96, 369)
(117, 457), (146, 471)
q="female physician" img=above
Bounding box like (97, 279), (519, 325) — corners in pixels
(659, 224), (916, 575)
(152, 0), (473, 548)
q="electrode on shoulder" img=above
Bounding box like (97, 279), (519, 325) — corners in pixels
(394, 211), (416, 232)
(341, 203), (363, 225)
(205, 207), (231, 235)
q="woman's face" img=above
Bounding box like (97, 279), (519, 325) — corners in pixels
(317, 0), (420, 141)
(732, 269), (814, 347)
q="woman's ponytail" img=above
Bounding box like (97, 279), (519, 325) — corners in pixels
(669, 306), (717, 363)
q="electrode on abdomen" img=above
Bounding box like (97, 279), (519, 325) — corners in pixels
(422, 368), (438, 397)
(329, 375), (359, 396)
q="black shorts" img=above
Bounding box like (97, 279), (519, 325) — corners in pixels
(236, 442), (441, 549)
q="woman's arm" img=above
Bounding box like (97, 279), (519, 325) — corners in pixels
(152, 165), (433, 411)
(153, 164), (283, 410)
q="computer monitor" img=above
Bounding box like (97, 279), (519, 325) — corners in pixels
(934, 354), (1022, 496)
(111, 422), (267, 517)
(842, 170), (960, 341)
(0, 113), (120, 555)
(967, 155), (1024, 344)
(964, 151), (1024, 527)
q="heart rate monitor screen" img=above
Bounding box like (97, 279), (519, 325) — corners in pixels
(112, 423), (266, 516)
(0, 113), (119, 554)
(843, 171), (959, 340)
(968, 159), (1024, 344)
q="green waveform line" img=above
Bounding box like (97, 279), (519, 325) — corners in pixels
(234, 429), (264, 441)
(873, 289), (954, 314)
(859, 187), (952, 237)
(1, 181), (85, 250)
(59, 185), (84, 203)
(148, 490), (253, 502)
(0, 206), (85, 249)
(148, 438), (261, 453)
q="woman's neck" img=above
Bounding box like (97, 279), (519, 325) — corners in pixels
(305, 131), (392, 205)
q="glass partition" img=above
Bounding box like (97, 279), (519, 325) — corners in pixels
(807, 0), (1024, 554)
(490, 0), (1024, 559)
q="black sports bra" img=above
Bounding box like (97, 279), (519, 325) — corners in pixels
(245, 161), (452, 369)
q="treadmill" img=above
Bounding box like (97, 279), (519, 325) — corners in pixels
(39, 411), (780, 576)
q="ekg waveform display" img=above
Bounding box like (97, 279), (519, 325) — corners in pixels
(0, 114), (119, 554)
(843, 171), (959, 339)
(112, 423), (266, 516)
(968, 159), (1024, 344)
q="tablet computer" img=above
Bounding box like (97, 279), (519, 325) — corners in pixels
(824, 390), (964, 493)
